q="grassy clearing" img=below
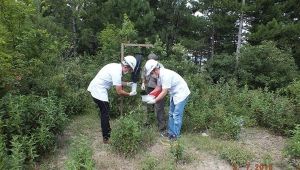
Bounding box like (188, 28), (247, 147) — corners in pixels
(39, 110), (292, 170)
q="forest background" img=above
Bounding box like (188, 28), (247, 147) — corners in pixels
(1, 0), (300, 169)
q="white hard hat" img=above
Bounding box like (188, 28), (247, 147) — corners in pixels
(145, 59), (159, 76)
(122, 55), (137, 70)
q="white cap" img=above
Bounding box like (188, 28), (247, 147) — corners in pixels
(145, 59), (159, 76)
(122, 55), (137, 70)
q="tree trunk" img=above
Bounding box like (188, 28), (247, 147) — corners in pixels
(236, 0), (245, 71)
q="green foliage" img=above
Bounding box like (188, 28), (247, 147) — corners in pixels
(0, 135), (8, 170)
(97, 14), (140, 64)
(220, 145), (253, 167)
(249, 89), (297, 135)
(66, 135), (95, 170)
(262, 153), (273, 165)
(285, 125), (300, 158)
(119, 14), (137, 42)
(162, 57), (200, 77)
(185, 76), (298, 138)
(141, 155), (159, 170)
(169, 140), (184, 163)
(205, 54), (236, 83)
(9, 135), (38, 169)
(10, 136), (26, 170)
(98, 24), (121, 62)
(0, 93), (68, 165)
(238, 41), (298, 90)
(110, 115), (142, 157)
(169, 43), (188, 61)
(151, 35), (167, 59)
(281, 80), (300, 114)
(211, 114), (242, 140)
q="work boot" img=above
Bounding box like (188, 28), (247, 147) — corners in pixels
(160, 131), (169, 138)
(103, 137), (110, 144)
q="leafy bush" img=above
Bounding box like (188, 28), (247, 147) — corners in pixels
(0, 135), (8, 170)
(66, 135), (95, 170)
(169, 141), (184, 163)
(285, 125), (300, 158)
(205, 54), (236, 83)
(0, 93), (68, 165)
(141, 155), (159, 170)
(249, 90), (297, 135)
(238, 41), (298, 90)
(220, 145), (253, 167)
(110, 115), (142, 157)
(185, 76), (298, 138)
(211, 114), (242, 140)
(281, 80), (300, 115)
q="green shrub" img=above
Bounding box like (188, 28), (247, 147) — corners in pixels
(110, 116), (142, 157)
(205, 54), (236, 83)
(285, 125), (300, 158)
(249, 90), (297, 135)
(10, 136), (26, 170)
(0, 93), (68, 165)
(0, 135), (8, 170)
(141, 155), (159, 170)
(282, 80), (300, 116)
(211, 114), (242, 140)
(170, 140), (184, 163)
(238, 41), (298, 90)
(66, 135), (95, 170)
(220, 145), (253, 167)
(185, 76), (298, 137)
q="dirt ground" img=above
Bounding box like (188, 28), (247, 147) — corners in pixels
(39, 114), (294, 170)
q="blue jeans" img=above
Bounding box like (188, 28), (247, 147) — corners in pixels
(168, 96), (189, 138)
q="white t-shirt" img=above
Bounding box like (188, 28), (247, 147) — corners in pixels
(157, 68), (190, 104)
(87, 63), (122, 101)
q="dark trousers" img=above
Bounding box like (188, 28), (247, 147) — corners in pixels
(146, 87), (166, 132)
(93, 98), (111, 139)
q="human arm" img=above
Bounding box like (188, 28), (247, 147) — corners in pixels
(141, 67), (147, 90)
(147, 88), (167, 104)
(115, 85), (136, 96)
(121, 81), (133, 86)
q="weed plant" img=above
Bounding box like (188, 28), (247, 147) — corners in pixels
(110, 115), (142, 157)
(141, 155), (159, 170)
(220, 145), (253, 167)
(66, 135), (95, 170)
(285, 125), (300, 158)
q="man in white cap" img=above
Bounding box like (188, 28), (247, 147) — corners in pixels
(87, 55), (137, 144)
(141, 53), (166, 133)
(144, 59), (190, 140)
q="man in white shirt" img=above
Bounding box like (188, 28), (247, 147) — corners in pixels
(144, 59), (190, 140)
(141, 53), (166, 133)
(87, 55), (137, 144)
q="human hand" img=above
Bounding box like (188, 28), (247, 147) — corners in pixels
(129, 91), (137, 96)
(141, 83), (145, 90)
(126, 82), (134, 86)
(147, 99), (156, 104)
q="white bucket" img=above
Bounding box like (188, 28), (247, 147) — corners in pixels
(141, 95), (155, 102)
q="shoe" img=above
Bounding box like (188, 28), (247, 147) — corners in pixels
(168, 135), (177, 142)
(103, 137), (110, 144)
(160, 131), (169, 138)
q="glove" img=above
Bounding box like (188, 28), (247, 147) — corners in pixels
(147, 99), (156, 104)
(129, 91), (137, 96)
(141, 83), (145, 90)
(126, 82), (134, 86)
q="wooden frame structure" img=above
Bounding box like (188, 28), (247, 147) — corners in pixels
(119, 43), (153, 115)
(120, 43), (153, 60)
